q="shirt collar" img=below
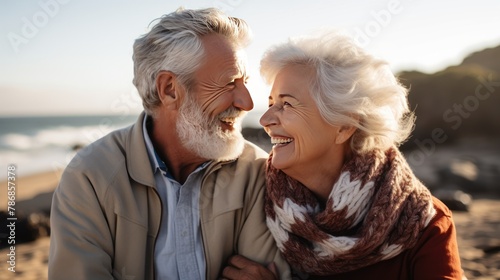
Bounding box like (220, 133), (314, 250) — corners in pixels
(142, 114), (210, 179)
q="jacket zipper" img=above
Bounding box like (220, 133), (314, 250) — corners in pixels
(150, 186), (163, 280)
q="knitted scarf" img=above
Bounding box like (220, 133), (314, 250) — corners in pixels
(265, 146), (436, 276)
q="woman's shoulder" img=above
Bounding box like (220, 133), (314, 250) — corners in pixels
(405, 197), (463, 279)
(430, 196), (454, 226)
(416, 196), (457, 246)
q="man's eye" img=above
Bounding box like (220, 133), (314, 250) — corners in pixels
(283, 101), (291, 107)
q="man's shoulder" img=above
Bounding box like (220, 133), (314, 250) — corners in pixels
(225, 140), (269, 177)
(62, 125), (135, 180)
(239, 140), (269, 162)
(80, 126), (130, 161)
(216, 140), (269, 189)
(204, 141), (269, 216)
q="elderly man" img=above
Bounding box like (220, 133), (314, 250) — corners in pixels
(49, 8), (289, 280)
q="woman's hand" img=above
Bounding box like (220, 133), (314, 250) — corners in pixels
(222, 255), (279, 280)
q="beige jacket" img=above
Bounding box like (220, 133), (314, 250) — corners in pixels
(49, 113), (290, 280)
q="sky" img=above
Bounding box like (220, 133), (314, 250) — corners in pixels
(1, 0), (500, 120)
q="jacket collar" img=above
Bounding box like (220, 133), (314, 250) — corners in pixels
(126, 112), (157, 188)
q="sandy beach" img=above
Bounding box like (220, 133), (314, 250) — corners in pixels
(1, 169), (62, 280)
(1, 170), (499, 280)
(0, 169), (62, 215)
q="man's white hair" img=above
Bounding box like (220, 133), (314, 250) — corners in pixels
(132, 7), (252, 116)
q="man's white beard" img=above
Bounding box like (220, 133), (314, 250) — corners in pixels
(176, 96), (245, 161)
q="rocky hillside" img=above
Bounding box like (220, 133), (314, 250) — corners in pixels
(398, 44), (500, 150)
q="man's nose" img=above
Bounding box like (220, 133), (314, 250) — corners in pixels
(233, 82), (254, 111)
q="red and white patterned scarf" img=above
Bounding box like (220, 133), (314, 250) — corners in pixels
(265, 146), (436, 276)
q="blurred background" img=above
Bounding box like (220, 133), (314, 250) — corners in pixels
(1, 0), (499, 279)
(1, 0), (499, 180)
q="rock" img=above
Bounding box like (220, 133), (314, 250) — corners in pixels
(0, 211), (41, 248)
(482, 245), (500, 255)
(437, 156), (500, 194)
(433, 189), (472, 211)
(71, 143), (85, 151)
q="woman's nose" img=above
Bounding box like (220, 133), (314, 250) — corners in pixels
(259, 105), (277, 127)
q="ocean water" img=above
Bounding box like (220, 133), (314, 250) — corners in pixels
(0, 112), (263, 181)
(0, 114), (139, 181)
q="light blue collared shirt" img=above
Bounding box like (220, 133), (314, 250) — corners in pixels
(142, 115), (209, 280)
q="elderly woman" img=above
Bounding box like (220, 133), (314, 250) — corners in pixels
(256, 32), (463, 280)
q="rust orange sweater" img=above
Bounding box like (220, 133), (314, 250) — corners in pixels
(308, 197), (463, 280)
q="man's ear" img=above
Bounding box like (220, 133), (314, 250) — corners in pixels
(335, 125), (357, 145)
(156, 71), (179, 106)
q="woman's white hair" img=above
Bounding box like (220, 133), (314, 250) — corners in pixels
(260, 31), (415, 153)
(133, 7), (251, 116)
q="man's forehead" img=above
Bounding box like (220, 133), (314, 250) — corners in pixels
(217, 49), (248, 78)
